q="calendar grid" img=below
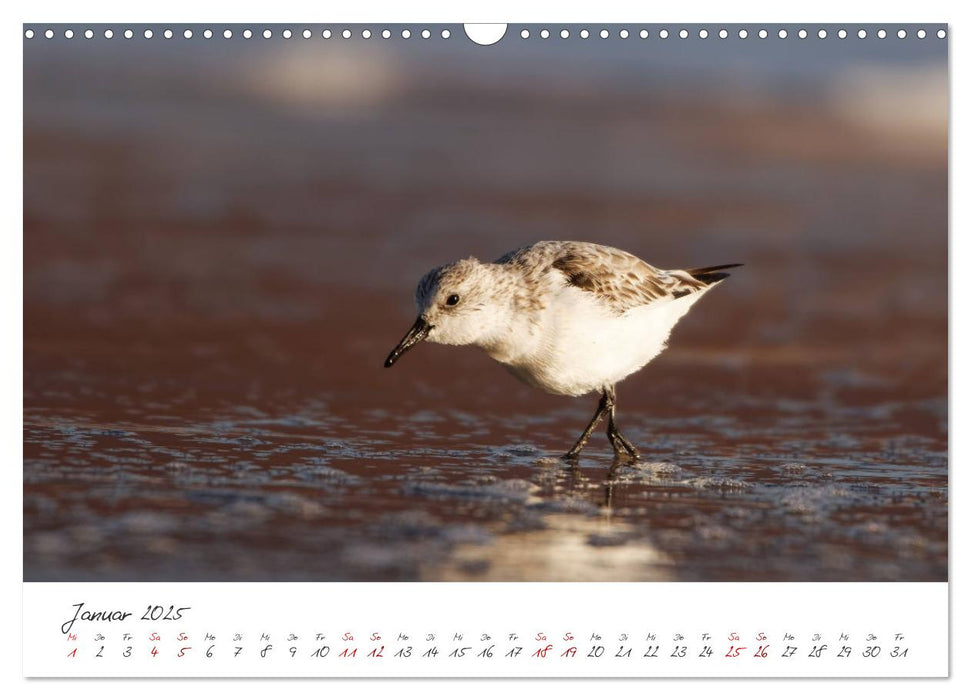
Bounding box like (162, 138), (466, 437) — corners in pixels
(24, 582), (948, 677)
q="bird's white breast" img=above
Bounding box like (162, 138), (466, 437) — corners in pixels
(488, 280), (715, 397)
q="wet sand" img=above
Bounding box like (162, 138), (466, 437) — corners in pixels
(24, 36), (947, 581)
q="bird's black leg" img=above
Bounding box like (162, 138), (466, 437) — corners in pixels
(563, 390), (611, 460)
(605, 386), (640, 459)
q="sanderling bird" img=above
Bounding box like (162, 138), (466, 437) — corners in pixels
(384, 241), (739, 460)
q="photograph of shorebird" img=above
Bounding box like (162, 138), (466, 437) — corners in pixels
(24, 25), (947, 582)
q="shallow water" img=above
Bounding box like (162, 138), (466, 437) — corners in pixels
(24, 331), (947, 581)
(24, 36), (947, 581)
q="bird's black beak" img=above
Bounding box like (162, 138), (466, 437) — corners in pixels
(384, 316), (432, 368)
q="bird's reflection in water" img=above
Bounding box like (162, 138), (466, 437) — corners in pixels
(603, 460), (626, 510)
(559, 457), (629, 510)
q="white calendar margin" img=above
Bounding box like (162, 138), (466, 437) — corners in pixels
(9, 0), (960, 695)
(23, 582), (947, 677)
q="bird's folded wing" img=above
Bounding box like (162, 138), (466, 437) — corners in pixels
(550, 245), (708, 314)
(496, 241), (725, 315)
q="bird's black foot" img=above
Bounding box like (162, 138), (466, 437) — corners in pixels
(562, 386), (643, 463)
(607, 426), (639, 460)
(610, 440), (639, 461)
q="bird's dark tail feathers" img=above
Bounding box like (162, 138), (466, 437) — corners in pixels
(686, 263), (744, 285)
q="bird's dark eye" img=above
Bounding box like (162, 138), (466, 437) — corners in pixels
(446, 294), (460, 307)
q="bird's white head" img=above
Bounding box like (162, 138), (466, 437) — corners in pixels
(384, 257), (511, 367)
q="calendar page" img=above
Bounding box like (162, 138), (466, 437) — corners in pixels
(21, 15), (949, 682)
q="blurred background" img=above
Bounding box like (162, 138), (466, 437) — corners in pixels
(24, 25), (947, 582)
